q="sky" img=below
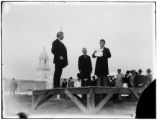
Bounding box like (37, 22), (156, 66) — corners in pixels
(2, 2), (156, 80)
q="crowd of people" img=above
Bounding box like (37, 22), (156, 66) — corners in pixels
(61, 68), (153, 89)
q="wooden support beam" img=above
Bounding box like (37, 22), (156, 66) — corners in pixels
(138, 87), (145, 94)
(32, 95), (38, 109)
(94, 91), (113, 113)
(87, 88), (95, 113)
(73, 94), (84, 103)
(31, 87), (145, 113)
(65, 89), (88, 113)
(33, 91), (54, 110)
(129, 88), (139, 99)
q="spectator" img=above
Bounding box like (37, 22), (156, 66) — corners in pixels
(134, 69), (145, 87)
(68, 77), (74, 87)
(108, 75), (116, 87)
(123, 70), (131, 87)
(115, 69), (124, 101)
(138, 69), (142, 75)
(145, 68), (152, 86)
(10, 78), (18, 97)
(74, 74), (82, 88)
(115, 69), (124, 88)
(130, 70), (136, 87)
(62, 79), (67, 88)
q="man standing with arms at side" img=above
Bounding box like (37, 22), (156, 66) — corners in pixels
(92, 39), (111, 87)
(51, 31), (68, 88)
(78, 48), (92, 87)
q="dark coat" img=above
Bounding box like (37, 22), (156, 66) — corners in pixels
(92, 47), (111, 76)
(62, 81), (67, 88)
(78, 55), (92, 74)
(51, 39), (68, 68)
(124, 74), (132, 87)
(136, 80), (156, 118)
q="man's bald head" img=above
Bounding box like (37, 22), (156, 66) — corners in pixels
(82, 48), (87, 55)
(57, 31), (64, 40)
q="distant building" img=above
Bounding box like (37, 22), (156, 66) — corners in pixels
(2, 48), (52, 95)
(36, 47), (51, 89)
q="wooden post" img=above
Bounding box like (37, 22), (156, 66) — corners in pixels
(87, 88), (95, 113)
(33, 91), (54, 110)
(32, 94), (38, 109)
(65, 89), (88, 113)
(94, 91), (113, 113)
(129, 88), (139, 99)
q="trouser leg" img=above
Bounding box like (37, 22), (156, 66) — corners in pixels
(81, 78), (87, 102)
(81, 73), (91, 103)
(101, 76), (108, 98)
(87, 73), (91, 86)
(102, 76), (108, 87)
(96, 76), (103, 104)
(97, 76), (101, 86)
(53, 65), (63, 88)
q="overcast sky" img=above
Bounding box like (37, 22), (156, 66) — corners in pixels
(2, 2), (155, 80)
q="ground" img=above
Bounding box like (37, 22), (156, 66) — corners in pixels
(3, 94), (137, 118)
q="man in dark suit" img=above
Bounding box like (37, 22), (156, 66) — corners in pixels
(78, 48), (92, 87)
(51, 31), (68, 88)
(92, 39), (111, 87)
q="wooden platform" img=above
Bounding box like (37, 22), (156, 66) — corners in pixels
(32, 86), (145, 114)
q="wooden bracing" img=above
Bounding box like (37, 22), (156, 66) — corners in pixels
(32, 87), (145, 113)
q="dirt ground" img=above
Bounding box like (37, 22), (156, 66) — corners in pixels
(2, 94), (137, 118)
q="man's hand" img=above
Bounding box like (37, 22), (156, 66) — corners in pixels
(59, 56), (64, 60)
